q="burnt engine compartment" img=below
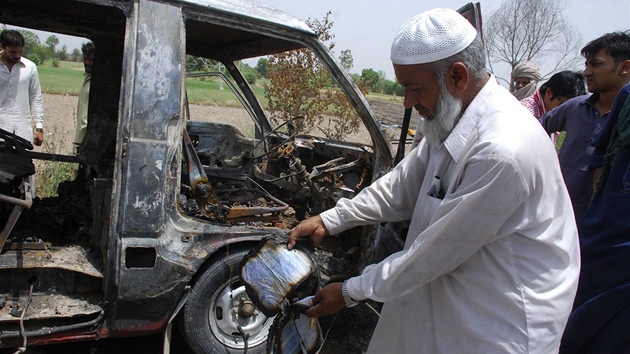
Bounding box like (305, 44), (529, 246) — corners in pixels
(181, 121), (374, 230)
(180, 120), (377, 282)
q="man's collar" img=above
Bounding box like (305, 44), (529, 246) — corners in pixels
(438, 75), (496, 163)
(584, 92), (600, 107)
(0, 50), (22, 69)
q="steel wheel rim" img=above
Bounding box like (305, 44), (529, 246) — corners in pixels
(208, 277), (274, 349)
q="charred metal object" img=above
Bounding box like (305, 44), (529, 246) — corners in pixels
(267, 309), (322, 354)
(240, 238), (323, 353)
(183, 128), (290, 224)
(239, 238), (318, 317)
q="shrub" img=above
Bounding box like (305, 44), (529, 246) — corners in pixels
(35, 127), (78, 198)
(264, 12), (363, 140)
(28, 53), (42, 65)
(244, 70), (257, 85)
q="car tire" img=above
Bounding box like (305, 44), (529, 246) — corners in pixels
(179, 248), (273, 354)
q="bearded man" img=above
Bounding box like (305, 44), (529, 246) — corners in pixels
(288, 8), (580, 353)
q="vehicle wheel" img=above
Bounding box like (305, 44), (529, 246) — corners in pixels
(179, 248), (273, 354)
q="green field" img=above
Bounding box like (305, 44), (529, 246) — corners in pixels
(37, 60), (268, 107)
(38, 61), (85, 95)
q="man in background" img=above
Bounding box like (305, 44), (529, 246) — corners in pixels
(521, 70), (586, 143)
(521, 70), (586, 120)
(560, 82), (630, 353)
(0, 29), (45, 146)
(511, 60), (542, 100)
(73, 41), (94, 153)
(540, 31), (630, 222)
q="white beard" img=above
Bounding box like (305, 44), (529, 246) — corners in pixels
(417, 84), (463, 145)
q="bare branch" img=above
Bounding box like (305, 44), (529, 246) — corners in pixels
(485, 0), (583, 82)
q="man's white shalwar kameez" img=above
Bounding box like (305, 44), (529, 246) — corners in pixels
(320, 77), (580, 353)
(0, 54), (44, 142)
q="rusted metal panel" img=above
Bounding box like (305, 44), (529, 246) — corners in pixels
(0, 294), (102, 322)
(0, 246), (104, 278)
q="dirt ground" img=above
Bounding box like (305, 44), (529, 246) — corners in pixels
(22, 93), (403, 353)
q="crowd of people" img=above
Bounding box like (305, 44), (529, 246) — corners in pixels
(2, 7), (630, 353)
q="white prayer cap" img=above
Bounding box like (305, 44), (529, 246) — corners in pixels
(391, 8), (477, 65)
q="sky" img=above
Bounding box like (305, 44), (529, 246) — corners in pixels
(257, 0), (630, 80)
(5, 0), (630, 81)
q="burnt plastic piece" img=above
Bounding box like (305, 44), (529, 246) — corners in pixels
(267, 309), (322, 354)
(239, 238), (317, 317)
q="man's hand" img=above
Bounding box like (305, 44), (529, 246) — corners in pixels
(303, 282), (346, 317)
(33, 130), (44, 146)
(288, 215), (330, 250)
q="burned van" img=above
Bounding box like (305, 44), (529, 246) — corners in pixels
(0, 0), (392, 352)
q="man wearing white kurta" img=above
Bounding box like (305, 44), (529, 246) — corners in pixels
(0, 29), (45, 146)
(289, 8), (580, 353)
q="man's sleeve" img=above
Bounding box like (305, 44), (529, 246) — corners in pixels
(29, 68), (45, 129)
(320, 147), (428, 235)
(539, 103), (568, 134)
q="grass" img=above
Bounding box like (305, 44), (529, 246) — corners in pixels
(555, 131), (565, 152)
(34, 126), (78, 198)
(37, 61), (396, 110)
(185, 76), (268, 107)
(38, 61), (85, 95)
(367, 91), (403, 103)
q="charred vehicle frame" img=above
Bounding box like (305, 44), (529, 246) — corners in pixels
(0, 0), (392, 352)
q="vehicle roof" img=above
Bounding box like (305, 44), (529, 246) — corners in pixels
(1, 0), (317, 60)
(182, 0), (315, 34)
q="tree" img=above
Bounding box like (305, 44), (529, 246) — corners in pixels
(256, 58), (268, 78)
(18, 30), (42, 62)
(339, 49), (353, 71)
(45, 35), (59, 60)
(264, 11), (363, 140)
(45, 35), (59, 51)
(240, 62), (258, 84)
(484, 0), (583, 86)
(56, 44), (68, 61)
(360, 68), (382, 92)
(70, 48), (82, 62)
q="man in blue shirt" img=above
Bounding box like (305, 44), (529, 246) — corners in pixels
(560, 82), (630, 353)
(540, 31), (630, 222)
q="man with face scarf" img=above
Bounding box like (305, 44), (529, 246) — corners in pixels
(288, 8), (580, 354)
(511, 60), (542, 100)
